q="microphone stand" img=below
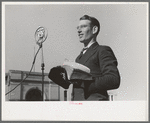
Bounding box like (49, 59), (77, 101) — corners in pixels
(35, 26), (48, 101)
(39, 43), (45, 101)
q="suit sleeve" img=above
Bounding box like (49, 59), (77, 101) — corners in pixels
(88, 46), (120, 93)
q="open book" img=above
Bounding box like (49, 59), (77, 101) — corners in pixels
(62, 61), (92, 81)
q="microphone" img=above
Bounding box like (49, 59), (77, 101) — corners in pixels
(38, 29), (44, 38)
(34, 26), (48, 101)
(35, 26), (48, 46)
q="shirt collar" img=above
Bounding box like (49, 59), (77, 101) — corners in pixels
(84, 40), (96, 49)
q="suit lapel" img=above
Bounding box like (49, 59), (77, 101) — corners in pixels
(76, 42), (99, 65)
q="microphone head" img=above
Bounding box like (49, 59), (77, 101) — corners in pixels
(35, 26), (48, 46)
(38, 30), (44, 38)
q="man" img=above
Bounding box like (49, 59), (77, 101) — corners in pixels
(49, 15), (120, 101)
(72, 15), (120, 101)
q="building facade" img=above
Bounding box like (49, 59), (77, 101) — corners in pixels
(5, 70), (62, 101)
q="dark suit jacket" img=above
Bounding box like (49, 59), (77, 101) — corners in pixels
(73, 42), (120, 101)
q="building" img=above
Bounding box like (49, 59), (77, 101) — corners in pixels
(5, 70), (62, 101)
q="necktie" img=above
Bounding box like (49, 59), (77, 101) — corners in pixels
(78, 48), (88, 59)
(81, 47), (88, 54)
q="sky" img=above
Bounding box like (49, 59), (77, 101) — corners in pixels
(4, 2), (148, 101)
(2, 2), (148, 121)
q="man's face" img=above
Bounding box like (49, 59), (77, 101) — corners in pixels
(77, 20), (94, 44)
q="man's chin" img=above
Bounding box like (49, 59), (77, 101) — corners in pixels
(79, 40), (85, 43)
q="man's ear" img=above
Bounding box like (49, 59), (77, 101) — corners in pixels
(92, 26), (98, 35)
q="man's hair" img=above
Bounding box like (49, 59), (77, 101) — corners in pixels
(80, 15), (100, 36)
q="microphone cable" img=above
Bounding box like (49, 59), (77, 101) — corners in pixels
(5, 45), (42, 96)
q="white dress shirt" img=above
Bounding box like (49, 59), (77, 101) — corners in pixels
(82, 41), (96, 54)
